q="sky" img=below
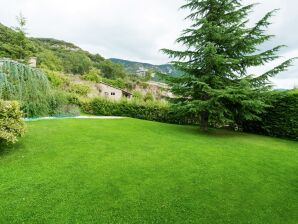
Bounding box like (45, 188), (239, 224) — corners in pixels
(0, 0), (297, 89)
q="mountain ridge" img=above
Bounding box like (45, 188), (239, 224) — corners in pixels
(110, 58), (181, 77)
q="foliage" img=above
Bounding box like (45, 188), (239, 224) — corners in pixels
(32, 38), (81, 51)
(32, 38), (93, 75)
(0, 59), (52, 117)
(45, 70), (70, 87)
(97, 60), (127, 79)
(82, 98), (197, 125)
(102, 78), (126, 89)
(47, 90), (69, 115)
(69, 83), (90, 96)
(243, 90), (298, 140)
(0, 100), (25, 144)
(32, 38), (130, 78)
(0, 22), (141, 91)
(83, 68), (102, 82)
(162, 0), (295, 130)
(0, 23), (35, 61)
(132, 90), (143, 100)
(87, 53), (105, 63)
(45, 90), (82, 117)
(144, 92), (154, 102)
(15, 13), (27, 33)
(36, 50), (64, 71)
(58, 51), (92, 75)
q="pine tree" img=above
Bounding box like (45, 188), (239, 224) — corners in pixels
(162, 0), (296, 131)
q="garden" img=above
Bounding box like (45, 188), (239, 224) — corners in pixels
(1, 0), (298, 223)
(1, 119), (298, 223)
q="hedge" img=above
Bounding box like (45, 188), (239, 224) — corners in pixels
(243, 90), (298, 140)
(82, 91), (297, 140)
(81, 98), (198, 125)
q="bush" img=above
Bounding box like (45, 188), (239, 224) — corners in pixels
(52, 104), (81, 117)
(59, 51), (92, 75)
(48, 91), (69, 115)
(48, 91), (82, 117)
(83, 68), (101, 83)
(69, 83), (90, 96)
(132, 91), (143, 100)
(37, 50), (64, 71)
(97, 60), (127, 79)
(243, 90), (298, 140)
(45, 70), (70, 87)
(144, 92), (154, 102)
(102, 78), (126, 89)
(82, 98), (198, 125)
(0, 100), (25, 145)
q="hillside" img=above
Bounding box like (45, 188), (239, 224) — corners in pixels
(0, 22), (173, 111)
(110, 58), (182, 78)
(0, 23), (129, 80)
(0, 23), (35, 60)
(0, 22), (178, 82)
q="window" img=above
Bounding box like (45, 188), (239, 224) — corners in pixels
(111, 92), (115, 96)
(104, 92), (109, 96)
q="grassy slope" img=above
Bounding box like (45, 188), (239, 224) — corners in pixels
(0, 119), (297, 224)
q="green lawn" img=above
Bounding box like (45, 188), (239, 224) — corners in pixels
(0, 118), (297, 224)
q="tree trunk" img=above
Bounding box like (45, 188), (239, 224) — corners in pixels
(200, 111), (209, 131)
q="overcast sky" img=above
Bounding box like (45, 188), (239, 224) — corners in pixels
(0, 0), (297, 89)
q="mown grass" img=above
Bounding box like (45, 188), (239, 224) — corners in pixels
(0, 118), (297, 223)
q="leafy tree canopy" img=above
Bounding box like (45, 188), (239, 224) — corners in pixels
(0, 23), (35, 61)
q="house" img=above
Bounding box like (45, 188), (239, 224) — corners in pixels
(28, 57), (37, 68)
(96, 82), (132, 100)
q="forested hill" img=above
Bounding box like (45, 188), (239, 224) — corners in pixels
(0, 23), (128, 79)
(0, 23), (35, 60)
(110, 58), (182, 77)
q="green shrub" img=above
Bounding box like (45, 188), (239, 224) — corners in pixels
(0, 100), (25, 145)
(45, 70), (70, 87)
(102, 78), (126, 89)
(48, 91), (69, 115)
(83, 68), (101, 83)
(97, 60), (127, 79)
(69, 83), (90, 96)
(37, 50), (64, 71)
(82, 98), (198, 125)
(243, 90), (298, 140)
(59, 51), (92, 75)
(48, 91), (83, 117)
(132, 90), (143, 100)
(67, 93), (82, 106)
(0, 23), (34, 61)
(144, 92), (154, 102)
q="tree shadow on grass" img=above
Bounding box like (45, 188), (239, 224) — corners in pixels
(0, 141), (23, 157)
(173, 125), (245, 139)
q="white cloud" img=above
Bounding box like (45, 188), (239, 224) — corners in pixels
(0, 0), (297, 88)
